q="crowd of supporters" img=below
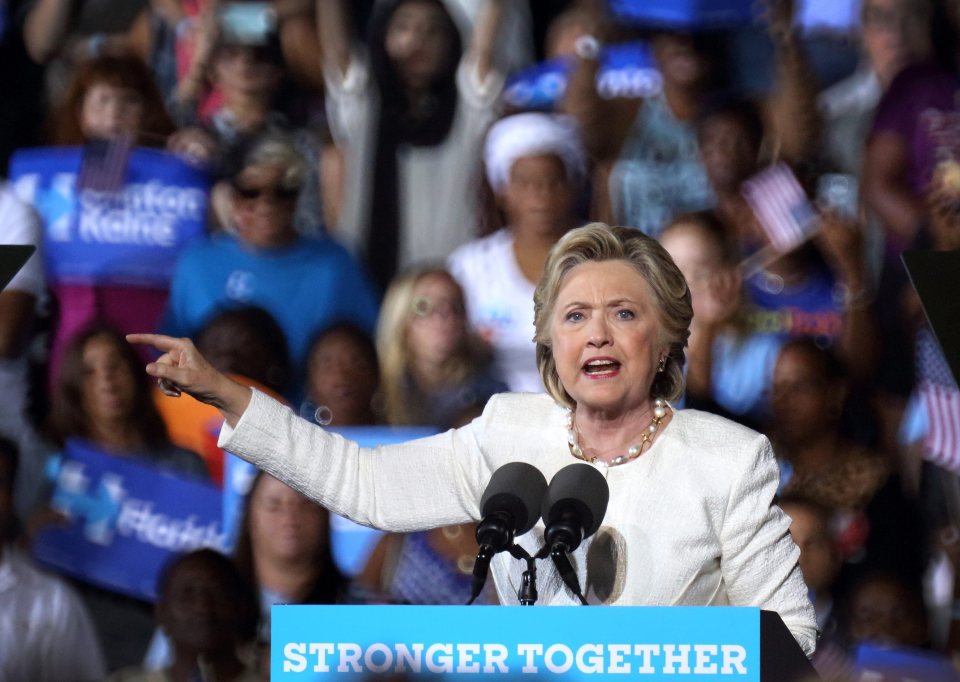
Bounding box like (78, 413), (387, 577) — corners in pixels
(2, 0), (960, 679)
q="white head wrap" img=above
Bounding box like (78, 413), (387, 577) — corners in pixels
(484, 113), (587, 194)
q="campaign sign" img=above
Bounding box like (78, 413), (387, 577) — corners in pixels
(33, 438), (228, 601)
(223, 451), (260, 550)
(8, 146), (209, 288)
(273, 605), (760, 680)
(795, 0), (860, 33)
(853, 642), (960, 680)
(608, 0), (755, 29)
(326, 426), (440, 576)
(504, 42), (660, 110)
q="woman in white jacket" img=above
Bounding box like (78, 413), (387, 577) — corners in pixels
(130, 222), (817, 656)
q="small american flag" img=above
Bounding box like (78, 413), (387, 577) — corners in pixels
(915, 328), (960, 472)
(920, 382), (960, 472)
(741, 162), (818, 253)
(77, 135), (132, 193)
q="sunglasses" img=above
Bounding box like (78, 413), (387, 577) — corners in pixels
(232, 183), (299, 202)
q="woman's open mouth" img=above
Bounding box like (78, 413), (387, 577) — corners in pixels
(582, 358), (621, 378)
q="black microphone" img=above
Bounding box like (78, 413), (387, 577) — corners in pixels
(467, 462), (548, 604)
(541, 463), (610, 604)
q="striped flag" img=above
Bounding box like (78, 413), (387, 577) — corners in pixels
(915, 327), (960, 472)
(920, 381), (960, 472)
(77, 135), (132, 193)
(741, 162), (818, 253)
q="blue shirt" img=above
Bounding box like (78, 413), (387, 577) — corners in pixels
(744, 266), (842, 347)
(161, 233), (379, 389)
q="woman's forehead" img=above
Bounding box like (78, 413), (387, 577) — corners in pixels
(556, 260), (650, 301)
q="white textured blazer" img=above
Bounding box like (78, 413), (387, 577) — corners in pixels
(220, 390), (817, 656)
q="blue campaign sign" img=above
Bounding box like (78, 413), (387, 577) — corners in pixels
(853, 642), (960, 680)
(273, 605), (761, 680)
(8, 146), (209, 288)
(504, 43), (660, 111)
(33, 438), (228, 601)
(608, 0), (755, 29)
(223, 451), (260, 551)
(325, 426), (440, 576)
(796, 0), (859, 33)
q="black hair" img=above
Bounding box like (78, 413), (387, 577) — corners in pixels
(366, 0), (463, 143)
(233, 472), (348, 605)
(697, 92), (765, 156)
(157, 548), (260, 643)
(0, 435), (19, 493)
(196, 305), (293, 394)
(307, 322), (381, 385)
(779, 337), (845, 383)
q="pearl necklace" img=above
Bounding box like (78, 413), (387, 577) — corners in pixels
(565, 399), (669, 467)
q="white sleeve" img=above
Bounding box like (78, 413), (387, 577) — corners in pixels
(324, 49), (375, 147)
(0, 187), (44, 297)
(38, 581), (107, 682)
(219, 388), (496, 531)
(719, 433), (818, 657)
(456, 56), (505, 111)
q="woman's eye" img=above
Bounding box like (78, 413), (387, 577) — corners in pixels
(617, 309), (635, 320)
(565, 311), (584, 322)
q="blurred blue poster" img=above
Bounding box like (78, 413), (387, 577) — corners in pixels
(326, 426), (439, 576)
(504, 42), (660, 111)
(795, 0), (860, 33)
(608, 0), (755, 29)
(8, 146), (209, 288)
(853, 643), (960, 680)
(34, 438), (227, 602)
(222, 451), (259, 550)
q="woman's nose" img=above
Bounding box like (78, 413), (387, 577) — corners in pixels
(586, 317), (611, 346)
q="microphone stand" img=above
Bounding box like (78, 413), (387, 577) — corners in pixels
(508, 544), (539, 605)
(548, 544), (589, 605)
(466, 539), (588, 607)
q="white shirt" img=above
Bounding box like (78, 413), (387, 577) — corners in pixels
(325, 52), (503, 269)
(0, 185), (44, 436)
(0, 547), (106, 682)
(220, 390), (817, 656)
(0, 185), (47, 518)
(448, 228), (541, 393)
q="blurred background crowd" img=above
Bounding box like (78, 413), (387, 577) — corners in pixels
(2, 0), (960, 679)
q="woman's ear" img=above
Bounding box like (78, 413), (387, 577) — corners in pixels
(211, 180), (236, 232)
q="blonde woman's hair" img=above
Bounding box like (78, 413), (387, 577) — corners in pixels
(533, 222), (692, 408)
(376, 265), (488, 425)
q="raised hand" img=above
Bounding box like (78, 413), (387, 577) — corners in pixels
(126, 333), (252, 426)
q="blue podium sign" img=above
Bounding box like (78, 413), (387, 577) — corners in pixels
(273, 605), (760, 680)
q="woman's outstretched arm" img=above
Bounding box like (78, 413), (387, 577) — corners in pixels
(127, 333), (490, 531)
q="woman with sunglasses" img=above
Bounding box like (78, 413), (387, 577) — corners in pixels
(158, 130), (379, 400)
